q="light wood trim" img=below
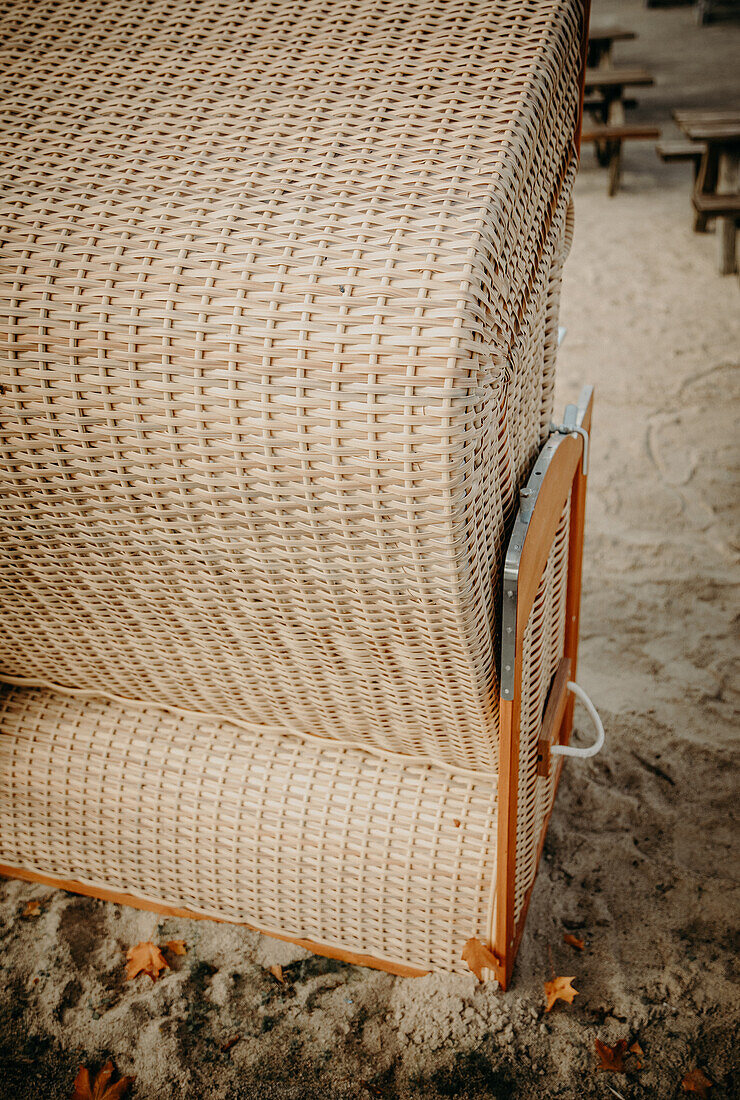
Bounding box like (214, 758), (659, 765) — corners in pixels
(495, 389), (594, 988)
(0, 864), (428, 978)
(492, 693), (519, 989)
(536, 657), (572, 776)
(493, 435), (581, 990)
(509, 390), (593, 963)
(516, 433), (582, 635)
(581, 125), (660, 142)
(560, 390), (593, 743)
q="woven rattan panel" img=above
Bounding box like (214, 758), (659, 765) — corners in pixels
(0, 683), (496, 973)
(0, 0), (583, 771)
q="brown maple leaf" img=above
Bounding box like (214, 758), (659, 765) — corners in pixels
(22, 899), (42, 918)
(125, 941), (170, 982)
(595, 1038), (629, 1072)
(71, 1060), (134, 1100)
(682, 1067), (714, 1097)
(165, 939), (187, 956)
(630, 1040), (645, 1069)
(461, 938), (500, 982)
(563, 932), (584, 950)
(544, 976), (578, 1012)
(268, 963), (285, 984)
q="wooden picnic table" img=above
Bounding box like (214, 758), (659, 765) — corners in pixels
(582, 69), (657, 195)
(674, 109), (740, 274)
(587, 25), (636, 69)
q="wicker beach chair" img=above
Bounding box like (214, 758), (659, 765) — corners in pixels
(0, 0), (599, 986)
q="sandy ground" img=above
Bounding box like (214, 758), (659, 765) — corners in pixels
(1, 1), (738, 1097)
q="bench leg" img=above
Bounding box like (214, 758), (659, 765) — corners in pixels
(716, 152), (738, 276)
(694, 149), (718, 233)
(718, 220), (737, 276)
(605, 94), (624, 197)
(607, 141), (622, 197)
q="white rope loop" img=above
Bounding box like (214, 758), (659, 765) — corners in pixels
(550, 681), (605, 759)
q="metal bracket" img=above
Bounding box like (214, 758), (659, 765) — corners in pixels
(550, 387), (592, 476)
(499, 387), (592, 701)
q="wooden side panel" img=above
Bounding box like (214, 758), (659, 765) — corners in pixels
(494, 389), (593, 988)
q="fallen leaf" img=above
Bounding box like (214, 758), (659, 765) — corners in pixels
(125, 941), (170, 982)
(461, 937), (500, 982)
(595, 1038), (629, 1072)
(544, 975), (578, 1012)
(220, 1034), (241, 1053)
(165, 939), (187, 956)
(268, 964), (284, 984)
(563, 932), (584, 950)
(453, 819), (461, 828)
(22, 899), (42, 918)
(71, 1060), (134, 1100)
(630, 1040), (644, 1069)
(682, 1067), (714, 1097)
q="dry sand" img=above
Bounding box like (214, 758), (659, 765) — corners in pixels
(1, 1), (738, 1097)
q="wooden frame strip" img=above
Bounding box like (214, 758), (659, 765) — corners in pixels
(493, 387), (593, 989)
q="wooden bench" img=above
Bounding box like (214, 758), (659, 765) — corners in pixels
(674, 109), (740, 270)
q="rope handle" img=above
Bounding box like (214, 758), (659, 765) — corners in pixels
(550, 681), (605, 759)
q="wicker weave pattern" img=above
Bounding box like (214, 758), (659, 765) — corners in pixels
(0, 0), (583, 771)
(0, 489), (571, 970)
(514, 496), (571, 922)
(0, 683), (496, 973)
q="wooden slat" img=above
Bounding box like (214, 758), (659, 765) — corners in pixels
(584, 67), (653, 89)
(588, 25), (636, 44)
(680, 122), (740, 143)
(674, 108), (740, 128)
(581, 125), (660, 142)
(692, 191), (740, 215)
(656, 139), (706, 162)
